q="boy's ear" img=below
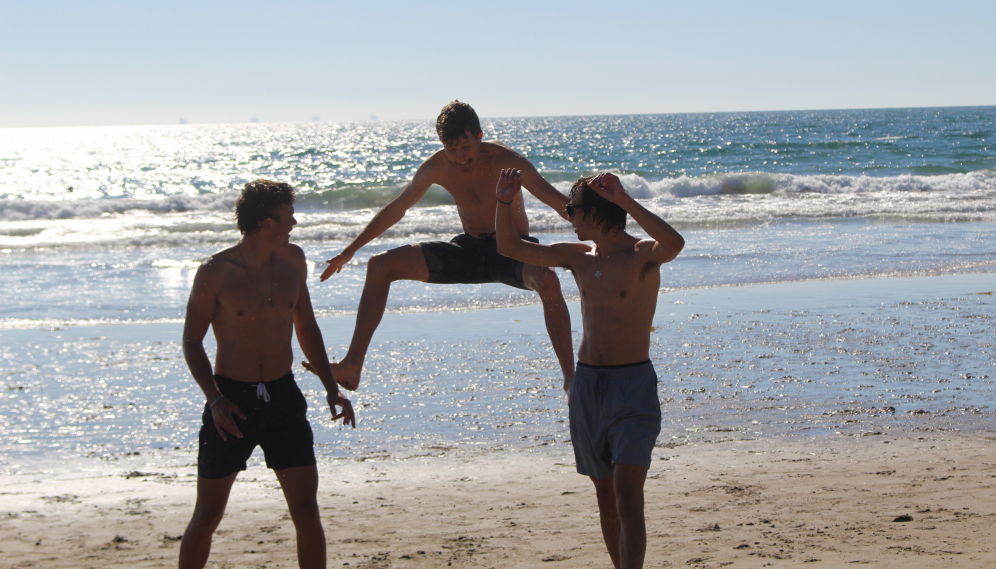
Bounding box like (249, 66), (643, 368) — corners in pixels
(477, 131), (483, 142)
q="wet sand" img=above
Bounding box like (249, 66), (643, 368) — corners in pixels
(2, 272), (995, 567)
(2, 432), (996, 568)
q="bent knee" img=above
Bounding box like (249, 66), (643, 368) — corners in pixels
(366, 251), (403, 282)
(532, 267), (562, 294)
(366, 251), (391, 275)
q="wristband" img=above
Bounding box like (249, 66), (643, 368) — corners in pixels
(209, 395), (226, 409)
(497, 198), (512, 205)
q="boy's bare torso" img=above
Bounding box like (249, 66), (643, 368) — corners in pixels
(202, 246), (301, 382)
(494, 169), (682, 368)
(425, 141), (533, 237)
(564, 239), (661, 366)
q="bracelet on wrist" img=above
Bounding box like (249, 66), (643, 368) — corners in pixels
(209, 395), (226, 409)
(497, 198), (512, 205)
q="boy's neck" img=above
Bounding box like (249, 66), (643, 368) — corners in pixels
(591, 230), (633, 255)
(239, 233), (280, 264)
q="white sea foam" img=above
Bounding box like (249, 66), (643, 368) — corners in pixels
(5, 170), (992, 224)
(3, 171), (995, 249)
(0, 317), (184, 330)
(581, 169), (996, 198)
(151, 259), (202, 269)
(0, 193), (237, 221)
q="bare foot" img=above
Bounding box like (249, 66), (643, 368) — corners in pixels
(301, 360), (362, 391)
(330, 360), (361, 391)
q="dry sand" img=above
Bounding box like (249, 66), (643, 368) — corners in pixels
(3, 431), (995, 568)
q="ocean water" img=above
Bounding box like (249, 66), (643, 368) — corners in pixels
(1, 107), (994, 472)
(1, 107), (994, 324)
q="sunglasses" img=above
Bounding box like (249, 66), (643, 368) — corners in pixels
(565, 203), (587, 217)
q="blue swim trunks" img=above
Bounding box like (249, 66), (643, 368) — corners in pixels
(568, 360), (662, 480)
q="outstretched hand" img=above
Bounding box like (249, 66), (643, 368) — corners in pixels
(320, 250), (353, 282)
(496, 168), (523, 204)
(327, 391), (356, 428)
(587, 172), (628, 203)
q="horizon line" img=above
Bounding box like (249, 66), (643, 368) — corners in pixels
(3, 104), (994, 131)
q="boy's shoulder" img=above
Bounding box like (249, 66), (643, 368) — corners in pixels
(280, 243), (305, 260)
(421, 148), (450, 169)
(481, 140), (526, 162)
(553, 241), (594, 257)
(190, 246), (241, 293)
(199, 245), (239, 272)
(277, 243), (308, 272)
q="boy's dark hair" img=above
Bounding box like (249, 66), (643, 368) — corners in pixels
(235, 179), (296, 235)
(569, 177), (627, 234)
(436, 100), (482, 144)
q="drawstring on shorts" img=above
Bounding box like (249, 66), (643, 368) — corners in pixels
(594, 373), (607, 404)
(256, 382), (271, 403)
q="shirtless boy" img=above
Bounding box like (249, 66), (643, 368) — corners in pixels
(495, 170), (684, 569)
(317, 101), (574, 390)
(179, 180), (355, 569)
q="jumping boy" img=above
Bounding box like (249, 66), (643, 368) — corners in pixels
(179, 180), (355, 569)
(495, 169), (684, 569)
(316, 101), (575, 392)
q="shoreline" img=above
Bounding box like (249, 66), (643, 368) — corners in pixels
(2, 271), (995, 477)
(1, 268), (993, 330)
(1, 272), (995, 566)
(2, 431), (995, 567)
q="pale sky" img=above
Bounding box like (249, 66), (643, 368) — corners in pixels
(1, 0), (994, 128)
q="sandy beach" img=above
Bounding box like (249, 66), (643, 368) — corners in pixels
(2, 78), (993, 569)
(2, 273), (994, 568)
(3, 432), (996, 568)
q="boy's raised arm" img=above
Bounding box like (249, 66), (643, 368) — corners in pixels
(588, 173), (684, 264)
(516, 157), (570, 220)
(495, 168), (574, 269)
(320, 160), (437, 281)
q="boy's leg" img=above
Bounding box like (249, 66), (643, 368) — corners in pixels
(590, 464), (649, 569)
(614, 464), (649, 569)
(178, 472), (239, 569)
(332, 244), (429, 390)
(591, 473), (622, 569)
(522, 264), (574, 387)
(275, 465), (325, 569)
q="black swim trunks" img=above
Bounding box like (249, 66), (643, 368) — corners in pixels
(421, 233), (540, 290)
(197, 372), (316, 479)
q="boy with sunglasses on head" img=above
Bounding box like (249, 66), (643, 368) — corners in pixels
(495, 169), (684, 569)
